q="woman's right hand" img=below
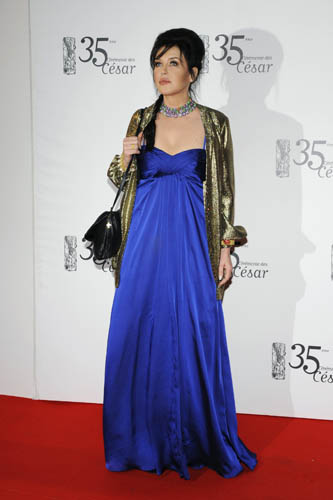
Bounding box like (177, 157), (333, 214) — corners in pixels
(122, 131), (144, 169)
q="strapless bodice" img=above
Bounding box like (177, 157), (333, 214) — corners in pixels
(137, 145), (206, 183)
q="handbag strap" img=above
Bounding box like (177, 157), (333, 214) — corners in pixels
(110, 107), (145, 211)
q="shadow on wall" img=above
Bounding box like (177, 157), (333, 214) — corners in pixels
(218, 27), (314, 417)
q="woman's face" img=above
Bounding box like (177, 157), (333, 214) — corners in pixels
(153, 45), (197, 97)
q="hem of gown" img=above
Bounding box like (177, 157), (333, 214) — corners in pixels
(105, 455), (258, 481)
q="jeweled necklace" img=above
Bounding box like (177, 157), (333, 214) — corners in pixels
(160, 97), (197, 117)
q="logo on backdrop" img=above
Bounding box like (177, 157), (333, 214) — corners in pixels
(231, 248), (269, 281)
(79, 239), (113, 272)
(64, 235), (77, 271)
(272, 342), (333, 384)
(211, 33), (273, 74)
(276, 139), (333, 179)
(63, 36), (136, 76)
(63, 33), (278, 77)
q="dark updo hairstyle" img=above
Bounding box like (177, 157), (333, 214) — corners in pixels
(143, 28), (205, 151)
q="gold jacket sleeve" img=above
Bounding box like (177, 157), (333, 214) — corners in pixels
(107, 108), (142, 190)
(220, 116), (247, 247)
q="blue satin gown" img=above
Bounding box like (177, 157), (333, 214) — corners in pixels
(103, 135), (258, 480)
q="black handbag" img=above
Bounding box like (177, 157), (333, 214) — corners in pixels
(82, 108), (145, 262)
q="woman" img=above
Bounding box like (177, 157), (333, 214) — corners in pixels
(103, 28), (258, 480)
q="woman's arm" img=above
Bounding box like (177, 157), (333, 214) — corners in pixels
(218, 115), (247, 287)
(220, 116), (247, 248)
(107, 108), (142, 189)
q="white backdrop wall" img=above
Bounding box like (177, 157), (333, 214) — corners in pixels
(0, 0), (34, 399)
(9, 0), (333, 419)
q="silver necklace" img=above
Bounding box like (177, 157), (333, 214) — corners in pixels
(160, 97), (197, 118)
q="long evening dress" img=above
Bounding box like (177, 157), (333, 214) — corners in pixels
(103, 135), (258, 480)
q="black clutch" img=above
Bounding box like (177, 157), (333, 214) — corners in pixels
(82, 108), (144, 262)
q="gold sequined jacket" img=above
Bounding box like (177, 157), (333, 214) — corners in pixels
(107, 101), (247, 301)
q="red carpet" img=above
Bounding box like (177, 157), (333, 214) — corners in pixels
(0, 394), (331, 499)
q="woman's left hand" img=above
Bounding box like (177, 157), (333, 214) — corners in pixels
(217, 247), (233, 287)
